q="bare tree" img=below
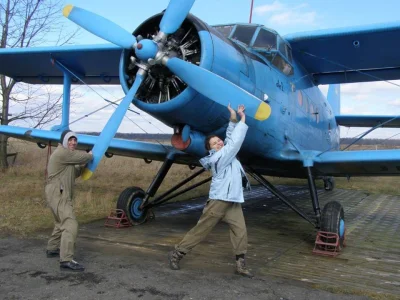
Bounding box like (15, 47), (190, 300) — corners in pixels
(0, 0), (79, 170)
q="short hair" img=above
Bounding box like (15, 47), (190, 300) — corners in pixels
(205, 135), (219, 151)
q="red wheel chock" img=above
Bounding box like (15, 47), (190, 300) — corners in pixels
(104, 209), (132, 228)
(312, 231), (343, 257)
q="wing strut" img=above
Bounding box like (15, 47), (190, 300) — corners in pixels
(246, 167), (316, 226)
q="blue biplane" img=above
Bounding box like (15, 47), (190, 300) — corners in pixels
(1, 0), (400, 250)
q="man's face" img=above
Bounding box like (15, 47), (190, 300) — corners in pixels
(209, 136), (224, 152)
(67, 137), (78, 151)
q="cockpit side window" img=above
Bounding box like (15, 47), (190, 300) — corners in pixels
(253, 29), (277, 50)
(272, 54), (294, 76)
(231, 26), (257, 46)
(278, 36), (286, 56)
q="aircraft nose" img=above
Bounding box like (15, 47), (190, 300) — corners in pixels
(135, 39), (158, 61)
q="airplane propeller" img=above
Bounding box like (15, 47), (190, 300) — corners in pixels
(164, 58), (271, 121)
(81, 72), (145, 180)
(64, 0), (270, 179)
(160, 0), (195, 35)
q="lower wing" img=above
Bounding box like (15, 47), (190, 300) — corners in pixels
(314, 149), (400, 176)
(0, 125), (197, 166)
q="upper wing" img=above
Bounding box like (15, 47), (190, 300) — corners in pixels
(336, 115), (400, 128)
(285, 22), (400, 85)
(0, 44), (121, 85)
(314, 149), (400, 176)
(0, 125), (198, 166)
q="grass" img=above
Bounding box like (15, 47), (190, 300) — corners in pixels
(0, 140), (210, 236)
(1, 139), (400, 236)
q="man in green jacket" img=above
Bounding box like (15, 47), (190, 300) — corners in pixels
(45, 130), (93, 272)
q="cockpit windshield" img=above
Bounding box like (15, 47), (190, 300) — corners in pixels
(214, 25), (234, 38)
(231, 25), (257, 46)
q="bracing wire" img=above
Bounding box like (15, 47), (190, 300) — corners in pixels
(54, 60), (171, 150)
(295, 49), (400, 153)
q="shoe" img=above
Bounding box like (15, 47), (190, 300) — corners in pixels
(235, 257), (254, 278)
(60, 260), (85, 272)
(46, 249), (60, 258)
(168, 250), (185, 270)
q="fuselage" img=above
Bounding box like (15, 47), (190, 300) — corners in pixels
(120, 13), (340, 178)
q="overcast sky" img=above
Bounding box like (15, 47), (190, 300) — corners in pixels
(11, 0), (400, 139)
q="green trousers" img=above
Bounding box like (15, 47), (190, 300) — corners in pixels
(45, 183), (78, 262)
(176, 199), (248, 255)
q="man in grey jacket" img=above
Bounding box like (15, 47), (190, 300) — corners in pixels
(168, 104), (253, 277)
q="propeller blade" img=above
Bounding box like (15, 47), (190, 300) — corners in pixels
(81, 73), (144, 180)
(63, 5), (136, 49)
(165, 58), (271, 121)
(160, 0), (195, 34)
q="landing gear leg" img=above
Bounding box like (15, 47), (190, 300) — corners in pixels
(116, 152), (212, 226)
(141, 152), (176, 209)
(307, 169), (345, 249)
(306, 167), (321, 228)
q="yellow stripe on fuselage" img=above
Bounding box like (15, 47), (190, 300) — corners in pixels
(255, 102), (271, 121)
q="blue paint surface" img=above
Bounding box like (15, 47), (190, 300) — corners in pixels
(339, 219), (345, 238)
(1, 5), (400, 178)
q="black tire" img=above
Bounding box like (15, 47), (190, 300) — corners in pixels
(323, 177), (335, 191)
(116, 187), (148, 225)
(320, 201), (345, 250)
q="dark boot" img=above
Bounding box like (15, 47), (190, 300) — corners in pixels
(168, 250), (185, 270)
(46, 249), (60, 258)
(235, 257), (254, 278)
(60, 260), (85, 272)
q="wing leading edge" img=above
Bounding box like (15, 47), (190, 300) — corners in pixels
(0, 125), (197, 166)
(285, 22), (400, 85)
(336, 115), (400, 128)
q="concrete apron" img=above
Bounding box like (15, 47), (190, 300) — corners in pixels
(78, 185), (400, 297)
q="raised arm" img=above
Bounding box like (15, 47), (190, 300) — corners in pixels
(217, 105), (248, 171)
(225, 103), (238, 140)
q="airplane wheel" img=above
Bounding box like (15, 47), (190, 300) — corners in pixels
(320, 201), (345, 250)
(323, 177), (335, 191)
(116, 187), (148, 225)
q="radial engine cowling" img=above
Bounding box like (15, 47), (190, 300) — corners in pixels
(119, 13), (206, 105)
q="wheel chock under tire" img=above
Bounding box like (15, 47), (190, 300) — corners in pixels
(104, 209), (132, 228)
(312, 231), (342, 257)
